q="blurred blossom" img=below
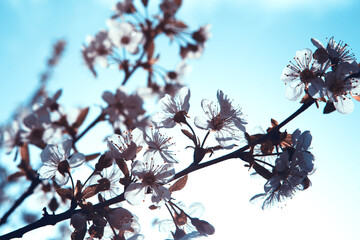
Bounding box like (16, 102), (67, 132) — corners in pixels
(107, 20), (143, 54)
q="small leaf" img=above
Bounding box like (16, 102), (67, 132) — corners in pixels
(181, 129), (193, 140)
(351, 93), (360, 102)
(71, 226), (87, 240)
(85, 153), (101, 162)
(173, 20), (187, 29)
(73, 107), (89, 128)
(115, 158), (129, 177)
(7, 171), (25, 181)
(149, 205), (158, 210)
(323, 101), (336, 114)
(74, 180), (83, 200)
(82, 185), (99, 199)
(20, 143), (30, 166)
(56, 188), (73, 200)
(48, 197), (59, 212)
(270, 118), (278, 127)
(95, 155), (113, 171)
(169, 175), (188, 192)
(147, 40), (155, 60)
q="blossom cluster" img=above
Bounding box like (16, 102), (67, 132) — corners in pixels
(1, 1), (359, 240)
(281, 37), (360, 114)
(82, 0), (211, 99)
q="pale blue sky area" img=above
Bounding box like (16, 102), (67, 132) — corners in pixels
(1, 0), (360, 239)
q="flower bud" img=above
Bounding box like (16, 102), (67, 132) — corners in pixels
(190, 218), (215, 235)
(71, 213), (86, 230)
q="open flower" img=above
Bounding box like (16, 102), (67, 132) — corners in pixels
(324, 62), (360, 114)
(152, 87), (190, 128)
(102, 87), (146, 130)
(38, 138), (85, 185)
(106, 128), (143, 160)
(108, 20), (143, 54)
(250, 129), (314, 209)
(106, 207), (144, 240)
(124, 159), (175, 205)
(143, 126), (177, 163)
(311, 37), (356, 65)
(82, 30), (113, 73)
(194, 90), (246, 148)
(281, 48), (326, 101)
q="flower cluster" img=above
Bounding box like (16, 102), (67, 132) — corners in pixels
(250, 129), (315, 209)
(82, 0), (211, 98)
(281, 37), (360, 114)
(3, 0), (360, 239)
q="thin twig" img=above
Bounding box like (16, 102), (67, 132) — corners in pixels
(0, 176), (42, 226)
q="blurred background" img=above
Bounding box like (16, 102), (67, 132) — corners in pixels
(1, 0), (360, 239)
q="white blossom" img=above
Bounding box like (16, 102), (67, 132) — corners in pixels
(38, 139), (85, 185)
(124, 159), (174, 205)
(325, 62), (360, 114)
(108, 20), (143, 54)
(281, 48), (326, 101)
(143, 126), (177, 163)
(152, 87), (190, 128)
(194, 90), (246, 148)
(250, 129), (314, 209)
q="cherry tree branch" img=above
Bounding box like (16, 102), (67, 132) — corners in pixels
(174, 99), (316, 180)
(0, 193), (126, 240)
(0, 100), (315, 239)
(0, 177), (42, 226)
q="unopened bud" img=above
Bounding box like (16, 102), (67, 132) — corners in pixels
(190, 218), (215, 235)
(71, 213), (86, 230)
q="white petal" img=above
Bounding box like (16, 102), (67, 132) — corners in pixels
(285, 82), (304, 101)
(124, 182), (146, 205)
(194, 116), (210, 130)
(69, 153), (86, 168)
(54, 171), (69, 185)
(178, 87), (190, 112)
(38, 165), (57, 179)
(334, 97), (354, 114)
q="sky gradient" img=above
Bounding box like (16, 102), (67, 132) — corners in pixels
(1, 0), (360, 239)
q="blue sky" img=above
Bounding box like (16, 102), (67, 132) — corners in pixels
(1, 0), (360, 239)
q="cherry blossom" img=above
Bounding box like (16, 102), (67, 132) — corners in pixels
(324, 62), (360, 114)
(143, 126), (177, 163)
(281, 48), (326, 101)
(112, 0), (136, 17)
(192, 24), (212, 44)
(38, 138), (85, 185)
(82, 30), (113, 75)
(152, 87), (190, 128)
(124, 159), (175, 205)
(106, 128), (143, 160)
(108, 20), (143, 54)
(102, 87), (146, 130)
(91, 163), (124, 200)
(311, 37), (356, 65)
(251, 129), (314, 209)
(194, 90), (246, 148)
